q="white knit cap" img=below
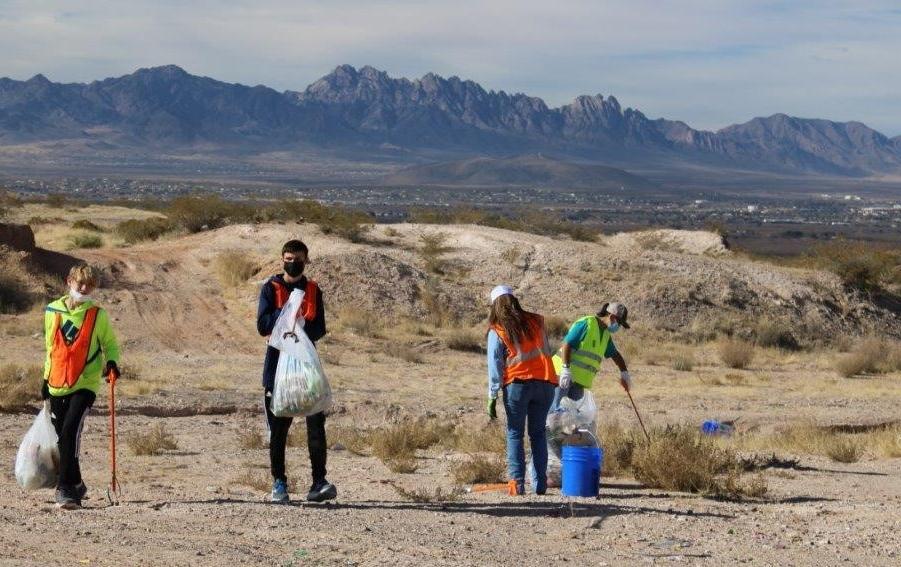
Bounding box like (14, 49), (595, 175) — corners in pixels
(490, 285), (514, 303)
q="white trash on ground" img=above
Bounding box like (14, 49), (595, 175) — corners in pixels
(268, 289), (332, 417)
(15, 402), (59, 490)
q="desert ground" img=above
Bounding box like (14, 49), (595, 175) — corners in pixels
(1, 203), (899, 566)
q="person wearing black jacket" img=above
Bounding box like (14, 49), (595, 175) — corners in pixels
(256, 239), (336, 503)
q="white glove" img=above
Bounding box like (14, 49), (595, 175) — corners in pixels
(620, 370), (632, 391)
(558, 367), (572, 390)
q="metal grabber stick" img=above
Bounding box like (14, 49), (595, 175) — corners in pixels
(626, 388), (651, 444)
(107, 367), (122, 505)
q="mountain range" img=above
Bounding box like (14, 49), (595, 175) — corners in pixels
(1, 64), (900, 178)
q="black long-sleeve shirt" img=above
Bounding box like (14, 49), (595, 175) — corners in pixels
(257, 274), (326, 390)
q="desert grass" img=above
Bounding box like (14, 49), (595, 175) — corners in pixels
(418, 232), (452, 274)
(116, 217), (175, 244)
(287, 427), (308, 448)
(0, 363), (43, 411)
(234, 468), (272, 492)
(391, 483), (464, 503)
(128, 423), (179, 456)
(329, 426), (372, 455)
(451, 423), (507, 455)
(733, 422), (900, 462)
(67, 233), (104, 249)
(451, 455), (506, 484)
(237, 429), (266, 450)
(213, 250), (259, 288)
(671, 349), (696, 372)
(386, 343), (424, 364)
(370, 418), (455, 473)
(337, 306), (384, 338)
(631, 425), (767, 498)
(444, 327), (484, 353)
(719, 338), (755, 369)
(834, 337), (901, 377)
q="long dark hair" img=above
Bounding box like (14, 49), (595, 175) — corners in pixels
(489, 294), (539, 343)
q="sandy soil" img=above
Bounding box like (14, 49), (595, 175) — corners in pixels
(1, 218), (900, 565)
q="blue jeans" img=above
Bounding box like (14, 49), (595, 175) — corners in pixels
(502, 380), (556, 491)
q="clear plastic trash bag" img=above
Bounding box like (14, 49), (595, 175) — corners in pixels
(15, 402), (60, 490)
(546, 389), (598, 462)
(268, 289), (332, 418)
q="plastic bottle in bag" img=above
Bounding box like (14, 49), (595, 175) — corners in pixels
(15, 402), (60, 490)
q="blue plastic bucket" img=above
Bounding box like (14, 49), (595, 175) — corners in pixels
(561, 445), (603, 497)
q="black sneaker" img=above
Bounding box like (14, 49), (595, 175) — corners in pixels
(75, 482), (88, 501)
(306, 480), (337, 503)
(55, 486), (81, 510)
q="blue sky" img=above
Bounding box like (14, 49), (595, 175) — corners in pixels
(2, 0), (899, 136)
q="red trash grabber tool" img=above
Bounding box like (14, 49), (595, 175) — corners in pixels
(106, 366), (122, 505)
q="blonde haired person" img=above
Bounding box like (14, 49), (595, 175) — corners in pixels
(42, 264), (120, 509)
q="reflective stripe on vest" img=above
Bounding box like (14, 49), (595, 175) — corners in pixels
(491, 316), (558, 386)
(48, 306), (100, 389)
(552, 315), (610, 389)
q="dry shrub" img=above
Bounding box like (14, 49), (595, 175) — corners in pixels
(754, 319), (800, 350)
(71, 219), (104, 232)
(452, 424), (506, 455)
(834, 337), (901, 377)
(128, 423), (179, 456)
(723, 372), (748, 386)
(213, 250), (259, 288)
(597, 423), (640, 477)
(0, 363), (43, 411)
(419, 232), (452, 274)
(329, 426), (372, 455)
(391, 483), (464, 503)
(631, 425), (766, 498)
(825, 437), (864, 463)
(451, 455), (506, 484)
(235, 468), (271, 492)
(418, 278), (454, 328)
(371, 418), (454, 472)
(68, 233), (103, 249)
(807, 240), (899, 292)
(501, 247), (520, 265)
(719, 338), (754, 369)
(166, 194), (253, 233)
(871, 425), (901, 458)
(386, 343), (424, 364)
(444, 327), (484, 353)
(671, 350), (695, 372)
(237, 429), (266, 450)
(116, 217), (174, 244)
(744, 423), (870, 463)
(544, 315), (570, 344)
(337, 307), (383, 338)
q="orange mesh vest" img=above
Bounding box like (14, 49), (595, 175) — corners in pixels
(48, 306), (100, 389)
(271, 278), (318, 321)
(490, 315), (558, 386)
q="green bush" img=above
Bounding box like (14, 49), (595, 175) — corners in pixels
(116, 217), (174, 244)
(166, 194), (254, 233)
(69, 233), (103, 249)
(808, 240), (899, 292)
(71, 219), (104, 232)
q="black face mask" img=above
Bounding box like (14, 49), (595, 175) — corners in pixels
(284, 260), (305, 278)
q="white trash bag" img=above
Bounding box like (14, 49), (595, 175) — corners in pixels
(546, 389), (598, 461)
(15, 402), (60, 490)
(268, 289), (332, 417)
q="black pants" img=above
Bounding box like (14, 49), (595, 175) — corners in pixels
(49, 389), (96, 488)
(264, 393), (327, 485)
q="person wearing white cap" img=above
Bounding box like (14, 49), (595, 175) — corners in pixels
(486, 285), (558, 495)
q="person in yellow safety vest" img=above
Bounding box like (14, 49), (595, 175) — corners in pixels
(486, 285), (558, 496)
(552, 302), (632, 415)
(41, 264), (120, 509)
